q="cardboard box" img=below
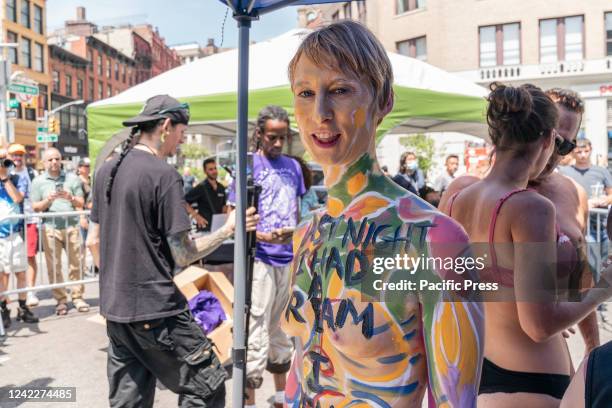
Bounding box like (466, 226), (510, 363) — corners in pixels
(174, 266), (234, 364)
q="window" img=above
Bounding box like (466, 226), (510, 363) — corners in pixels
(115, 62), (119, 80)
(98, 80), (103, 99)
(606, 12), (612, 56)
(479, 23), (520, 67)
(87, 50), (93, 71)
(6, 0), (16, 22)
(122, 65), (126, 83)
(34, 43), (43, 72)
(343, 3), (352, 19)
(21, 0), (30, 29)
(539, 16), (584, 63)
(107, 85), (112, 97)
(98, 55), (102, 75)
(397, 36), (427, 61)
(52, 71), (60, 93)
(397, 0), (426, 14)
(77, 78), (83, 99)
(65, 74), (72, 97)
(21, 38), (31, 69)
(107, 58), (111, 79)
(25, 108), (36, 121)
(88, 78), (94, 101)
(7, 32), (18, 64)
(34, 5), (43, 34)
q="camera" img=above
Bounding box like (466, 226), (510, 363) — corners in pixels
(0, 158), (14, 168)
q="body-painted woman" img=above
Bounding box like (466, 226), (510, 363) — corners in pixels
(281, 22), (484, 408)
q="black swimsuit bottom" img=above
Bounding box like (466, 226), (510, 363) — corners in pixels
(479, 358), (570, 400)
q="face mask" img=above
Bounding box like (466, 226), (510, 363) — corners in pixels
(406, 161), (418, 171)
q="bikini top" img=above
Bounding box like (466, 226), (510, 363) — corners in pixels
(448, 188), (579, 287)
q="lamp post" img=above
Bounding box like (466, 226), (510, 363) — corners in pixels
(0, 42), (19, 146)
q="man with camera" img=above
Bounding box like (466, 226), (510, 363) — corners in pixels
(0, 147), (38, 328)
(31, 148), (86, 316)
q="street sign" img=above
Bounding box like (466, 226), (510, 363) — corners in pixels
(36, 133), (58, 143)
(8, 83), (39, 95)
(8, 99), (19, 108)
(37, 126), (48, 132)
(6, 110), (17, 119)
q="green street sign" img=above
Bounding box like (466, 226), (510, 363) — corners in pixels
(36, 133), (58, 143)
(37, 126), (48, 132)
(8, 99), (19, 108)
(8, 83), (39, 96)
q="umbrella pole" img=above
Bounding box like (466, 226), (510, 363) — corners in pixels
(232, 14), (251, 408)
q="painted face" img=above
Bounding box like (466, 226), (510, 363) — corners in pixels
(536, 107), (581, 180)
(161, 122), (187, 157)
(204, 162), (218, 180)
(258, 119), (288, 160)
(446, 157), (459, 175)
(292, 56), (381, 166)
(44, 150), (62, 173)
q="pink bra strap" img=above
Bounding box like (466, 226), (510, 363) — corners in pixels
(489, 188), (530, 272)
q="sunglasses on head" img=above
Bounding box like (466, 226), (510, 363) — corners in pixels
(554, 130), (576, 156)
(158, 103), (189, 115)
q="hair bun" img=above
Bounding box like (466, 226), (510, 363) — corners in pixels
(488, 82), (533, 120)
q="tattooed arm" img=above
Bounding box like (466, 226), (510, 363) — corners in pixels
(168, 225), (234, 267)
(168, 207), (258, 267)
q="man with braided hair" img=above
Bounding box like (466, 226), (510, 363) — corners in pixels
(87, 95), (258, 407)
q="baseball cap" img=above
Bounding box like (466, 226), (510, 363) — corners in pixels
(8, 144), (26, 155)
(122, 95), (189, 127)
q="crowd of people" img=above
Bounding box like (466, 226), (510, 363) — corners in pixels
(4, 19), (612, 408)
(0, 145), (93, 328)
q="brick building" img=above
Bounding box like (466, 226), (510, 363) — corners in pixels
(2, 0), (51, 160)
(133, 24), (181, 77)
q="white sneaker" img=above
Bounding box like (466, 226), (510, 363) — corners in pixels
(26, 292), (39, 307)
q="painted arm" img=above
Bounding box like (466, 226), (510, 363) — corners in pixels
(420, 219), (484, 407)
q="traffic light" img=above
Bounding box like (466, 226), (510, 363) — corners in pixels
(48, 116), (60, 134)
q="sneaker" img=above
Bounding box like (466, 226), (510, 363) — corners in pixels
(16, 306), (39, 323)
(26, 292), (39, 307)
(1, 307), (10, 329)
(73, 299), (90, 313)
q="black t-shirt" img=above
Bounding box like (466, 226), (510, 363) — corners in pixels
(184, 179), (226, 232)
(91, 149), (191, 323)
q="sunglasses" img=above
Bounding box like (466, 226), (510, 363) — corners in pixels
(554, 131), (576, 156)
(158, 103), (189, 115)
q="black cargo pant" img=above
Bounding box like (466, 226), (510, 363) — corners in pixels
(106, 309), (227, 408)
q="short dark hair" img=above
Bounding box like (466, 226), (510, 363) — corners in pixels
(445, 154), (459, 163)
(203, 158), (216, 169)
(576, 138), (591, 149)
(546, 88), (584, 114)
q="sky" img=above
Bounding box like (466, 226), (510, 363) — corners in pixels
(46, 0), (302, 48)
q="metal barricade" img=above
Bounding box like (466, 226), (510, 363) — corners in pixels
(0, 210), (96, 336)
(587, 208), (609, 242)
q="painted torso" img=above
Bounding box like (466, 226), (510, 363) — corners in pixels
(282, 155), (483, 408)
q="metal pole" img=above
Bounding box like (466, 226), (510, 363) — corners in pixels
(232, 15), (251, 408)
(44, 109), (48, 151)
(0, 60), (9, 146)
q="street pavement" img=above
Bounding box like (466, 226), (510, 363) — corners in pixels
(1, 281), (612, 407)
(0, 282), (277, 408)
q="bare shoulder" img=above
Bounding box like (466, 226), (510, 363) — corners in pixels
(507, 191), (556, 240)
(439, 175), (480, 212)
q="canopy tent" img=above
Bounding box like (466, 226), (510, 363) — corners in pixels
(87, 30), (488, 164)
